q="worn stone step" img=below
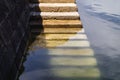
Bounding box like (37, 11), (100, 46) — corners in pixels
(30, 12), (80, 20)
(31, 28), (82, 34)
(48, 40), (89, 47)
(31, 48), (94, 56)
(29, 0), (75, 3)
(20, 68), (100, 80)
(30, 39), (90, 48)
(31, 28), (85, 34)
(49, 49), (94, 56)
(50, 57), (97, 66)
(31, 33), (87, 40)
(30, 20), (82, 28)
(30, 3), (78, 12)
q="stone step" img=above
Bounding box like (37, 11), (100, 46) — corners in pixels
(30, 12), (80, 20)
(49, 48), (94, 56)
(50, 57), (97, 66)
(30, 3), (77, 12)
(30, 39), (90, 48)
(29, 0), (75, 3)
(48, 40), (89, 47)
(30, 20), (82, 28)
(31, 26), (85, 34)
(31, 48), (94, 56)
(31, 33), (87, 40)
(19, 68), (100, 80)
(31, 28), (82, 34)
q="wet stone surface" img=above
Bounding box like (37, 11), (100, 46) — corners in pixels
(19, 28), (101, 80)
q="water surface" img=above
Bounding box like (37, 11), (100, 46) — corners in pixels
(76, 0), (120, 79)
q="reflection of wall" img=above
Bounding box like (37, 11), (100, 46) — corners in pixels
(0, 0), (30, 80)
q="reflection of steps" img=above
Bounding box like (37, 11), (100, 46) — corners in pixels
(19, 0), (100, 80)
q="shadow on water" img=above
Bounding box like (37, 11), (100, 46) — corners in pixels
(18, 0), (102, 80)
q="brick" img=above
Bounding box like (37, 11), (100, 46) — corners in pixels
(0, 20), (13, 44)
(0, 54), (14, 79)
(11, 31), (21, 52)
(4, 0), (15, 11)
(15, 0), (26, 18)
(8, 63), (18, 80)
(0, 0), (9, 22)
(7, 11), (18, 30)
(17, 22), (25, 36)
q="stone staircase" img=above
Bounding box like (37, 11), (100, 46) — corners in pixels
(19, 0), (100, 80)
(29, 0), (82, 47)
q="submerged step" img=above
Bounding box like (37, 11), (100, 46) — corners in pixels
(29, 0), (75, 3)
(20, 68), (100, 80)
(30, 48), (94, 56)
(30, 20), (82, 28)
(48, 48), (94, 56)
(50, 68), (100, 78)
(50, 57), (97, 66)
(30, 12), (80, 20)
(30, 3), (77, 12)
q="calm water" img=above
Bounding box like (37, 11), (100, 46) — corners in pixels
(77, 0), (120, 80)
(77, 0), (120, 25)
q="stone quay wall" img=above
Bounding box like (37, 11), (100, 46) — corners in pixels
(0, 0), (30, 80)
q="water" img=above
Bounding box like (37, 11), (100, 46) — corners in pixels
(77, 0), (120, 25)
(76, 0), (120, 79)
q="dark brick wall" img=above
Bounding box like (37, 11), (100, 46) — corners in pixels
(0, 0), (30, 80)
